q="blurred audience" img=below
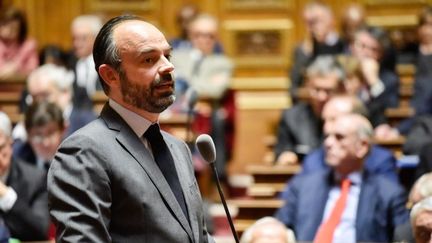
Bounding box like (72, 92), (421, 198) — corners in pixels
(171, 3), (199, 51)
(171, 13), (234, 180)
(275, 114), (408, 242)
(349, 26), (399, 109)
(240, 217), (296, 243)
(12, 64), (95, 143)
(410, 197), (432, 243)
(67, 15), (103, 110)
(274, 55), (344, 165)
(340, 4), (366, 51)
(289, 1), (344, 101)
(0, 111), (49, 241)
(0, 7), (38, 79)
(394, 172), (432, 242)
(14, 101), (65, 171)
(336, 54), (387, 127)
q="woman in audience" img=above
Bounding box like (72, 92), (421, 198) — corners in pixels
(0, 7), (38, 79)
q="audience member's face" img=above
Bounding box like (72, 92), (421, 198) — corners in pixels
(324, 116), (362, 174)
(113, 21), (175, 114)
(304, 6), (333, 42)
(189, 19), (217, 55)
(0, 133), (12, 176)
(308, 74), (340, 115)
(0, 20), (20, 43)
(418, 16), (432, 44)
(72, 24), (95, 59)
(351, 32), (381, 60)
(28, 121), (64, 161)
(414, 210), (432, 243)
(251, 223), (287, 243)
(28, 77), (62, 106)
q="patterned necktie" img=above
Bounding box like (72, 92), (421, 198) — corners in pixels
(144, 124), (189, 219)
(314, 178), (351, 243)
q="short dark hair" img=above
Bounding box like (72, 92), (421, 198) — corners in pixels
(24, 101), (64, 132)
(0, 7), (28, 44)
(93, 15), (142, 94)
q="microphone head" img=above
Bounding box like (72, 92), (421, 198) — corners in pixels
(185, 88), (199, 109)
(195, 134), (216, 164)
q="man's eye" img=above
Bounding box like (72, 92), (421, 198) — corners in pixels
(164, 54), (171, 60)
(145, 58), (154, 64)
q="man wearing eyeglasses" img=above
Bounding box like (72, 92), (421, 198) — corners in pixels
(0, 111), (49, 241)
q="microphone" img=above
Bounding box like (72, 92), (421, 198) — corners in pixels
(185, 88), (198, 143)
(196, 134), (239, 243)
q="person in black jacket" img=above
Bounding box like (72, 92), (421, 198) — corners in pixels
(0, 111), (49, 241)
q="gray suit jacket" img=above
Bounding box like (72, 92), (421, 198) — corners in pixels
(48, 104), (214, 243)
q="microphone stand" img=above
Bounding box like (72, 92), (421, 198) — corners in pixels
(209, 162), (240, 243)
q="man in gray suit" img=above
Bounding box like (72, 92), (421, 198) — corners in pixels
(48, 15), (214, 243)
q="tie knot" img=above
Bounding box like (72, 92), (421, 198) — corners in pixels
(144, 124), (161, 139)
(341, 178), (351, 189)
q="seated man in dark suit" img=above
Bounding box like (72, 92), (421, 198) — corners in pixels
(275, 114), (409, 242)
(0, 111), (49, 241)
(301, 95), (398, 182)
(274, 55), (345, 165)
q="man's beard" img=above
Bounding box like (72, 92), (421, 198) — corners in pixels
(119, 70), (175, 113)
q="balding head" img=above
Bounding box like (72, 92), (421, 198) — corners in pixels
(322, 95), (368, 132)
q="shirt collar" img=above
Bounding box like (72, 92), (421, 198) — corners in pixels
(334, 171), (363, 186)
(109, 99), (155, 137)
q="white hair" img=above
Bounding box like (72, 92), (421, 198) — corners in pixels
(72, 15), (103, 36)
(411, 196), (432, 226)
(0, 112), (11, 137)
(27, 64), (74, 92)
(240, 216), (296, 243)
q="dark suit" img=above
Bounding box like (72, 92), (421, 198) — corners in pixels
(48, 104), (213, 242)
(301, 145), (398, 182)
(3, 160), (49, 241)
(275, 169), (409, 242)
(274, 103), (323, 161)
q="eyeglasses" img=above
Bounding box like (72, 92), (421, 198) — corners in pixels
(29, 130), (62, 144)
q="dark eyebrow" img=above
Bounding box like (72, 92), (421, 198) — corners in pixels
(136, 46), (172, 58)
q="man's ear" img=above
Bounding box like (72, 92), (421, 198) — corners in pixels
(98, 64), (119, 87)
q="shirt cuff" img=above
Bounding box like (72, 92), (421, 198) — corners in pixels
(0, 187), (17, 212)
(370, 80), (385, 98)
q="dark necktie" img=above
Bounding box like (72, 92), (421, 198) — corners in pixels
(314, 178), (351, 243)
(144, 124), (189, 219)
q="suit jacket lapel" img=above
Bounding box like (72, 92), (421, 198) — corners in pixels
(165, 137), (202, 242)
(100, 104), (194, 241)
(355, 173), (378, 241)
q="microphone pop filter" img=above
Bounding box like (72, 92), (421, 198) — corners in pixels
(195, 134), (216, 164)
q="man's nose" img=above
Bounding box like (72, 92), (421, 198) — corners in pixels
(158, 55), (174, 74)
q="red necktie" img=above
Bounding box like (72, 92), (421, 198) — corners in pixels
(314, 178), (351, 243)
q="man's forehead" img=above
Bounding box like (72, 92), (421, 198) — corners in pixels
(114, 20), (169, 49)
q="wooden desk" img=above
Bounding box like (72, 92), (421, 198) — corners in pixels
(385, 107), (414, 126)
(0, 92), (22, 124)
(228, 198), (284, 220)
(373, 136), (405, 158)
(247, 182), (286, 198)
(246, 164), (301, 184)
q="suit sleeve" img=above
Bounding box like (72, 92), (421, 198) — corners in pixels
(4, 173), (49, 241)
(48, 136), (112, 242)
(273, 110), (296, 161)
(274, 175), (300, 230)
